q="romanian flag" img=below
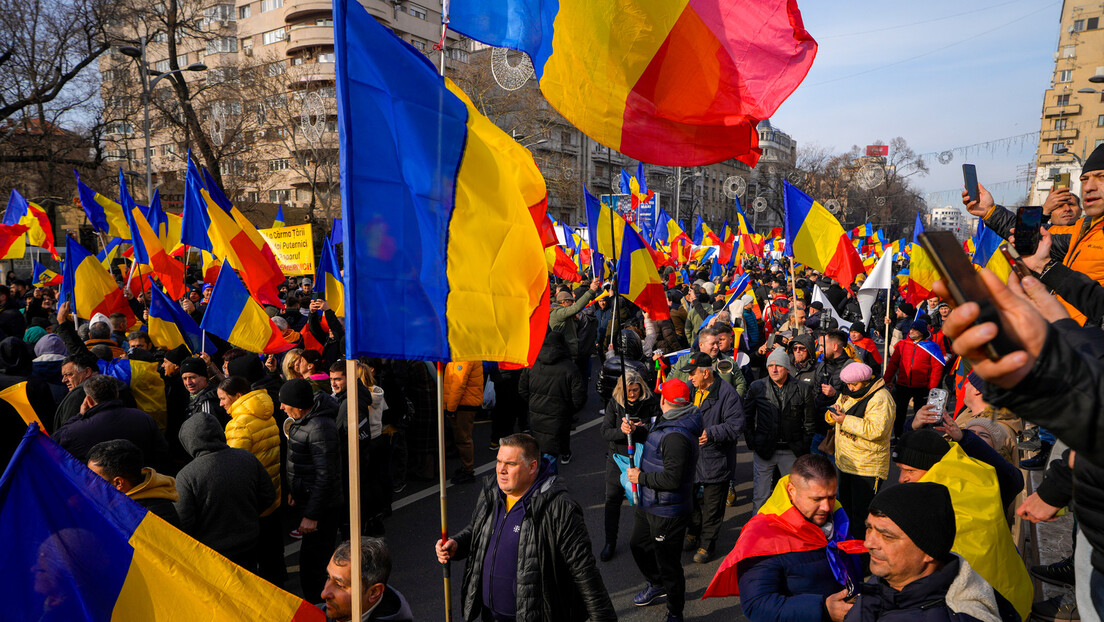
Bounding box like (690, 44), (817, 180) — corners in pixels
(144, 191), (184, 253)
(652, 209), (691, 264)
(31, 261), (62, 287)
(906, 213), (937, 304)
(0, 223), (27, 259)
(850, 223), (874, 239)
(971, 220), (1012, 282)
(98, 357), (168, 433)
(149, 284), (204, 353)
(920, 443), (1033, 618)
(75, 172), (130, 240)
(619, 162), (654, 212)
(617, 223), (670, 320)
(120, 171), (186, 300)
(203, 168), (286, 296)
(546, 246), (583, 282)
(704, 475), (864, 598)
(448, 0), (817, 167)
(59, 236), (135, 326)
(586, 188), (628, 260)
(201, 250), (222, 285)
(201, 267), (294, 355)
(273, 204), (285, 228)
(336, 0), (549, 365)
(4, 189), (58, 259)
(98, 237), (126, 270)
(782, 181), (865, 287)
(888, 238), (908, 260)
(0, 425), (325, 622)
(734, 196), (755, 236)
(313, 238), (346, 317)
(694, 216), (722, 247)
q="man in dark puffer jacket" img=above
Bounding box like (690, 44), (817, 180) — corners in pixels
(520, 330), (586, 462)
(435, 433), (615, 622)
(281, 378), (342, 600)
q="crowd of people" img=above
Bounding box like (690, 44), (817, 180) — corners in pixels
(13, 146), (1104, 621)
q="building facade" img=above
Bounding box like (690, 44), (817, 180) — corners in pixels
(926, 206), (975, 242)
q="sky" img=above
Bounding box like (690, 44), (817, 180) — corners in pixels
(771, 0), (1064, 209)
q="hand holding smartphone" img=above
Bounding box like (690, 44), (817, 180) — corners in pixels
(1013, 206), (1043, 257)
(962, 164), (979, 203)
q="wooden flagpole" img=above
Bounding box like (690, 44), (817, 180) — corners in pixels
(346, 357), (363, 621)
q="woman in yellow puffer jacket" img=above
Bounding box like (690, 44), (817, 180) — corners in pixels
(825, 361), (895, 539)
(218, 376), (282, 513)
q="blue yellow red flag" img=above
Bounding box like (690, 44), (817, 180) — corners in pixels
(0, 223), (27, 259)
(782, 181), (865, 287)
(273, 204), (285, 228)
(120, 170), (186, 300)
(0, 424), (326, 622)
(75, 172), (130, 240)
(971, 220), (1012, 282)
(4, 189), (58, 259)
(335, 0), (550, 366)
(31, 261), (62, 287)
(906, 213), (937, 304)
(448, 0), (817, 167)
(312, 238), (345, 317)
(148, 283), (205, 353)
(59, 236), (135, 326)
(616, 223), (670, 320)
(201, 267), (293, 354)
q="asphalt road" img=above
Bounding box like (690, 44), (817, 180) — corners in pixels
(368, 376), (756, 621)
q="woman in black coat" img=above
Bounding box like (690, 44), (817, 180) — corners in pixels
(519, 331), (586, 461)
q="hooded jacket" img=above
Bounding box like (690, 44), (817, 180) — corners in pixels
(845, 555), (1005, 622)
(127, 467), (181, 528)
(284, 392), (342, 520)
(519, 332), (586, 454)
(225, 388), (282, 515)
(548, 288), (598, 359)
(174, 413), (277, 559)
(452, 459), (616, 622)
(829, 379), (895, 479)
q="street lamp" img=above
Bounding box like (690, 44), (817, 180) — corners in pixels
(1054, 144), (1083, 167)
(119, 38), (206, 202)
(672, 168), (702, 224)
(521, 139), (548, 150)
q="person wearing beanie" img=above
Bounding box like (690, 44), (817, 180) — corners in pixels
(281, 377), (341, 599)
(882, 313), (945, 441)
(744, 347), (815, 513)
(848, 321), (883, 372)
(826, 361), (895, 539)
(951, 372), (1023, 465)
(854, 482), (1016, 622)
(180, 356), (228, 427)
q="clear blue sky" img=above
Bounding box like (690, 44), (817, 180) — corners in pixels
(771, 0), (1063, 208)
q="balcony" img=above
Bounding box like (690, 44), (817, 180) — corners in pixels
(1041, 128), (1080, 141)
(289, 62), (335, 86)
(285, 25), (334, 55)
(1044, 103), (1081, 117)
(359, 0), (394, 25)
(285, 0), (331, 22)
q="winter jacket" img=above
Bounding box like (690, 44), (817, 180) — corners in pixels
(225, 388), (282, 515)
(1038, 262), (1104, 327)
(813, 352), (858, 421)
(600, 394), (659, 456)
(830, 379), (895, 480)
(845, 555), (1006, 622)
(336, 382), (393, 520)
(284, 392), (342, 521)
(126, 467), (181, 529)
(737, 547), (846, 622)
(668, 350), (748, 397)
(306, 308), (345, 368)
(694, 375), (746, 483)
(1035, 448), (1073, 510)
(744, 376), (816, 460)
(883, 339), (944, 389)
(324, 585), (413, 622)
(638, 404), (702, 517)
(451, 461), (616, 622)
(174, 413), (277, 560)
(444, 361), (483, 413)
(53, 398), (171, 472)
(596, 330), (653, 401)
(53, 376), (136, 433)
(548, 288), (598, 359)
(519, 332), (586, 455)
(186, 383), (228, 427)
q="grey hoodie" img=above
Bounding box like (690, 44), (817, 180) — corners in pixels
(174, 413), (277, 560)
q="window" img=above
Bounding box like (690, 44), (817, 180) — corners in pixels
(1098, 114), (1104, 127)
(1062, 45), (1076, 58)
(260, 0), (283, 11)
(266, 61), (286, 76)
(561, 131), (572, 146)
(207, 66), (239, 85)
(1052, 142), (1066, 154)
(245, 191), (260, 202)
(1074, 19), (1086, 32)
(151, 31), (169, 43)
(1090, 17), (1100, 30)
(263, 28), (285, 45)
(239, 4), (251, 18)
(160, 143), (177, 156)
(411, 39), (426, 51)
(446, 48), (468, 62)
(1097, 139), (1104, 149)
(1059, 69), (1073, 83)
(155, 59), (171, 72)
(317, 52), (335, 63)
(408, 4), (427, 19)
(269, 158), (290, 171)
(177, 53), (189, 67)
(205, 4), (234, 21)
(269, 189), (290, 203)
(1055, 118), (1068, 129)
(1057, 93), (1070, 106)
(313, 17), (333, 26)
(206, 36), (237, 54)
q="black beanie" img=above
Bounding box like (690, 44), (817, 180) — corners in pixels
(164, 344), (191, 366)
(180, 357), (207, 377)
(868, 482), (956, 562)
(279, 378), (315, 410)
(850, 321), (868, 338)
(227, 355), (265, 384)
(1084, 142), (1104, 176)
(892, 428), (950, 471)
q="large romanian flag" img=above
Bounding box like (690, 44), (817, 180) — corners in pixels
(617, 222), (670, 320)
(336, 0), (549, 365)
(75, 173), (131, 240)
(59, 236), (135, 327)
(200, 267), (294, 355)
(906, 213), (937, 304)
(119, 170), (187, 300)
(782, 181), (865, 287)
(449, 0), (817, 166)
(4, 189), (58, 259)
(0, 424), (324, 621)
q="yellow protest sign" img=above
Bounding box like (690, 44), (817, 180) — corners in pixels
(258, 224), (315, 276)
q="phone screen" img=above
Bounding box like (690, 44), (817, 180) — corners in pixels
(1014, 207), (1043, 256)
(962, 164), (979, 203)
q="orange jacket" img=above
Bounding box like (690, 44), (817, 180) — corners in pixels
(444, 361), (484, 412)
(1055, 217), (1104, 325)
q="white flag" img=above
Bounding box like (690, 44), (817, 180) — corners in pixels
(811, 285), (851, 333)
(857, 251), (894, 326)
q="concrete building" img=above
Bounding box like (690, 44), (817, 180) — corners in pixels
(926, 206), (974, 242)
(1029, 0), (1104, 204)
(746, 119), (798, 231)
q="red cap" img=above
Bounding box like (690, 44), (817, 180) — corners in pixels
(660, 379), (691, 406)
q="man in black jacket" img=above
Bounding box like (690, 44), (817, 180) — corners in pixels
(746, 347), (815, 513)
(626, 380), (703, 622)
(435, 433), (615, 622)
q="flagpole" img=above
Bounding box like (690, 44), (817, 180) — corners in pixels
(605, 199), (639, 505)
(883, 288), (892, 365)
(346, 357), (363, 622)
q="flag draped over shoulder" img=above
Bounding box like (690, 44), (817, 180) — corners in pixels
(336, 0), (550, 366)
(0, 424), (325, 622)
(201, 267), (294, 355)
(782, 181), (865, 287)
(448, 0), (817, 166)
(704, 475), (864, 598)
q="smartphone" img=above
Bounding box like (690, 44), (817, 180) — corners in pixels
(962, 164), (979, 203)
(927, 388), (948, 413)
(917, 231), (1022, 361)
(1014, 206), (1043, 257)
(312, 292), (324, 301)
(998, 243), (1034, 280)
(1055, 172), (1071, 190)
